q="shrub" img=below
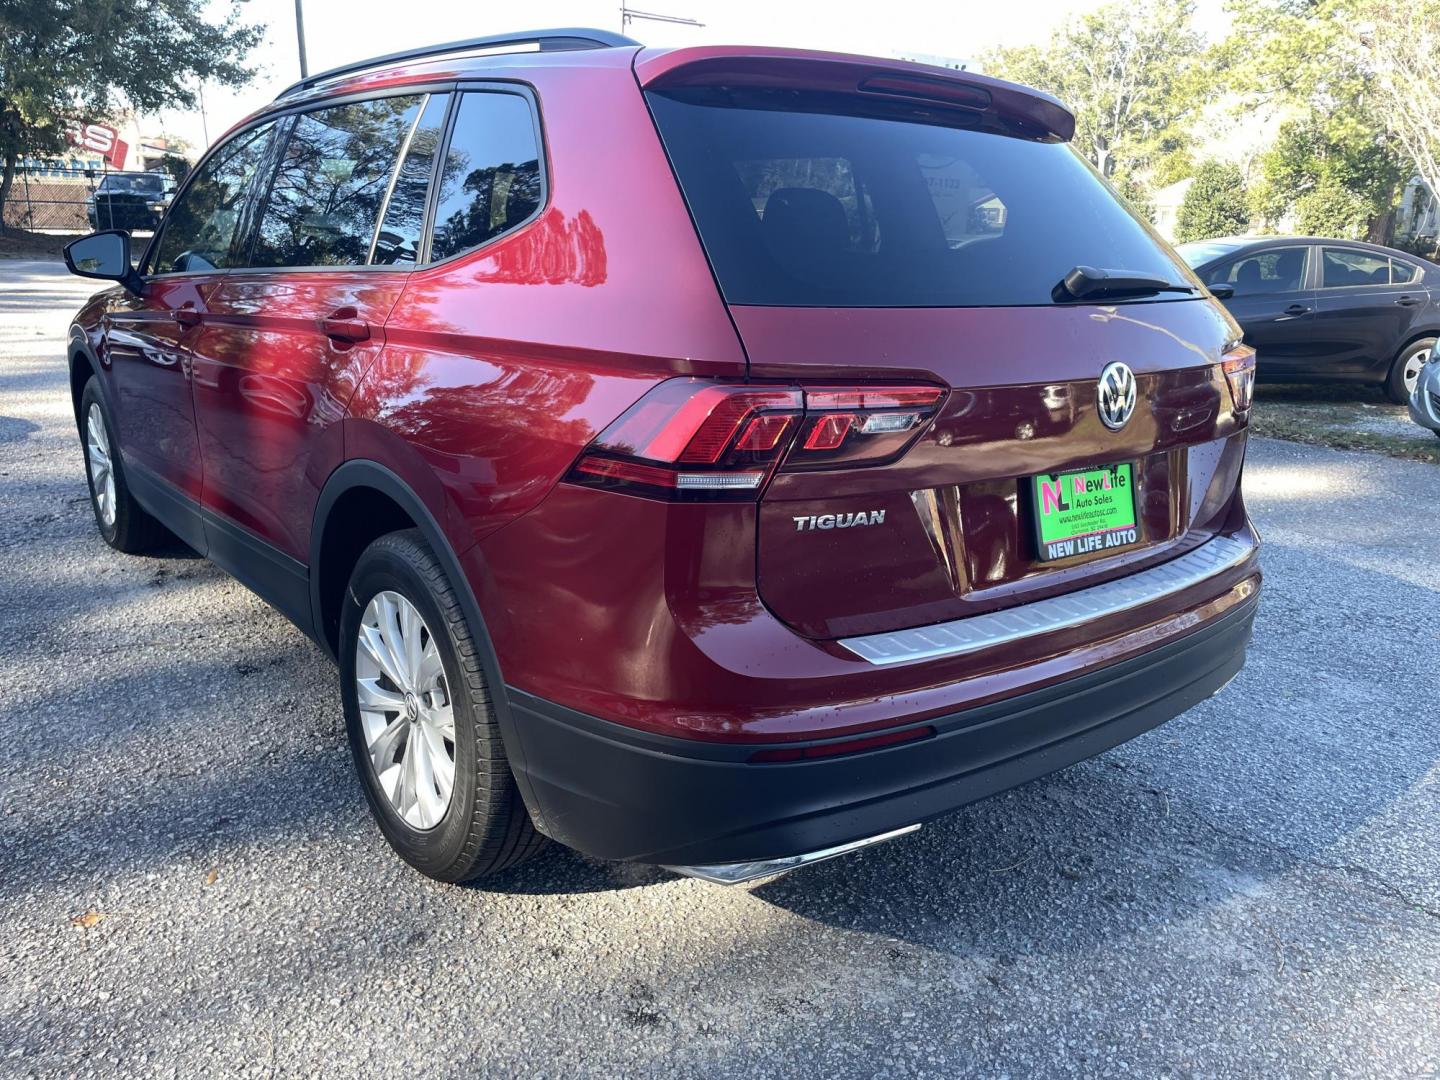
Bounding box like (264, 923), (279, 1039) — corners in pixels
(1175, 161), (1249, 242)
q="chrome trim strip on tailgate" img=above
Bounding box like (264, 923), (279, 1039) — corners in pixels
(838, 534), (1256, 666)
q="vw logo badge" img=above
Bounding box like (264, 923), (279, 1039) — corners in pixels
(1097, 361), (1137, 431)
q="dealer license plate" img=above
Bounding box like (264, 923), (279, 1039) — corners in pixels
(1031, 462), (1139, 562)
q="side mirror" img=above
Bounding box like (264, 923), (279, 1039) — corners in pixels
(63, 230), (145, 296)
(1208, 283), (1235, 300)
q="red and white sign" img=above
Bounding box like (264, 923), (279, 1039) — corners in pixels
(64, 121), (129, 171)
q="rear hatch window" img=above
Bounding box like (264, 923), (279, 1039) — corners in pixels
(645, 88), (1188, 308)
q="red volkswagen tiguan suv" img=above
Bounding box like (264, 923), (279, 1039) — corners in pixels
(63, 30), (1261, 884)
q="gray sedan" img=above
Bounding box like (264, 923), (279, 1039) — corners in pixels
(1409, 340), (1440, 437)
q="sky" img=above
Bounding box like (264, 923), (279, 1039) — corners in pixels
(151, 0), (1230, 152)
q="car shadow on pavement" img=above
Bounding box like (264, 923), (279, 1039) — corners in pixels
(467, 849), (673, 895)
(0, 415), (41, 444)
(748, 539), (1440, 953)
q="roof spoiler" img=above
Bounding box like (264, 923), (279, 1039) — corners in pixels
(635, 46), (1075, 142)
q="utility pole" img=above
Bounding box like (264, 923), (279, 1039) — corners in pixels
(295, 0), (309, 78)
(620, 6), (704, 34)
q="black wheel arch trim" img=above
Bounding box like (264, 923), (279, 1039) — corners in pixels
(67, 327), (108, 423)
(309, 459), (548, 829)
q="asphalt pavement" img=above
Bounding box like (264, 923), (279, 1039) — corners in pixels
(2, 259), (1438, 1078)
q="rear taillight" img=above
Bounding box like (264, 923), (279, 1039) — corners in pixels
(788, 385), (944, 469)
(1221, 344), (1256, 416)
(566, 378), (945, 501)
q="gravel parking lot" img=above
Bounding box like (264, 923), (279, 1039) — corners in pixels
(2, 260), (1438, 1078)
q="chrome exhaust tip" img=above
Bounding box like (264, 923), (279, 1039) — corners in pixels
(663, 824), (920, 885)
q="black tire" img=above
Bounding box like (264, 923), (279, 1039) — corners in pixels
(339, 529), (546, 881)
(1385, 338), (1435, 404)
(78, 377), (170, 554)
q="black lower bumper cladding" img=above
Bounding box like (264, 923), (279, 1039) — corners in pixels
(503, 592), (1259, 866)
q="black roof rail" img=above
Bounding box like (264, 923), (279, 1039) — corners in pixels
(273, 28), (642, 101)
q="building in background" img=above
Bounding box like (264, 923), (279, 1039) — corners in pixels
(4, 114), (192, 234)
(1395, 177), (1437, 256)
(1151, 178), (1193, 242)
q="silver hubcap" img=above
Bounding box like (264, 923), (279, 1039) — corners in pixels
(1403, 348), (1428, 394)
(355, 591), (456, 830)
(85, 403), (116, 529)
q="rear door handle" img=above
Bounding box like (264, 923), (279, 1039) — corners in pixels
(1395, 295), (1422, 307)
(321, 306), (371, 344)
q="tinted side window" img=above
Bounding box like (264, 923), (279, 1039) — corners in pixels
(251, 95), (424, 268)
(372, 93), (450, 266)
(152, 124), (275, 274)
(1204, 247), (1307, 296)
(1321, 248), (1391, 288)
(1392, 259), (1422, 285)
(429, 92), (543, 262)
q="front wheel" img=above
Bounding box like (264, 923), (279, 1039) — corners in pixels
(1386, 338), (1435, 404)
(79, 378), (169, 553)
(338, 530), (546, 881)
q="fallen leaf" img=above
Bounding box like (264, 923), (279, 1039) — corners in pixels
(203, 867), (218, 887)
(70, 910), (106, 930)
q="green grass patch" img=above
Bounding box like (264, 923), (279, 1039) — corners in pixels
(1251, 384), (1440, 464)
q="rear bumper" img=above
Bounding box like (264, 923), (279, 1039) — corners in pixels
(1409, 363), (1440, 431)
(504, 586), (1259, 865)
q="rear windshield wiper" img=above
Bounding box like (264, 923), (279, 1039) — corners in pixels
(1053, 265), (1200, 303)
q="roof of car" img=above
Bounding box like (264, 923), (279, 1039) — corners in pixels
(231, 28), (1075, 145)
(272, 28), (640, 101)
(1182, 235), (1434, 266)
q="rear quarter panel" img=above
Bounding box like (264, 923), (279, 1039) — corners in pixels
(348, 51), (746, 554)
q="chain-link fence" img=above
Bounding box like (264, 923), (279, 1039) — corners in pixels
(3, 170), (93, 232)
(2, 163), (163, 235)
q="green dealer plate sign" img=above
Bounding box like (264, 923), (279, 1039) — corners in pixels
(1031, 462), (1139, 562)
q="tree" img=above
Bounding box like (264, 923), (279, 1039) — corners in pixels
(1294, 179), (1370, 239)
(982, 0), (1207, 183)
(1175, 161), (1249, 242)
(153, 152), (191, 185)
(1248, 120), (1407, 237)
(0, 0), (262, 227)
(1112, 172), (1156, 224)
(1347, 0), (1440, 210)
(1221, 0), (1412, 242)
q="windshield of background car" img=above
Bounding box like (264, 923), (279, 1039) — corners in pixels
(1177, 240), (1243, 268)
(99, 175), (165, 194)
(646, 88), (1190, 307)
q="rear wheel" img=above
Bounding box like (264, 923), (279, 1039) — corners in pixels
(1386, 338), (1435, 404)
(79, 378), (168, 553)
(339, 530), (545, 881)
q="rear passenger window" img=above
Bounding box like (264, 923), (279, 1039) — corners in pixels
(372, 94), (450, 266)
(1321, 248), (1391, 288)
(251, 95), (424, 268)
(1392, 259), (1422, 285)
(429, 92), (543, 261)
(1205, 247), (1307, 296)
(151, 123), (275, 274)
